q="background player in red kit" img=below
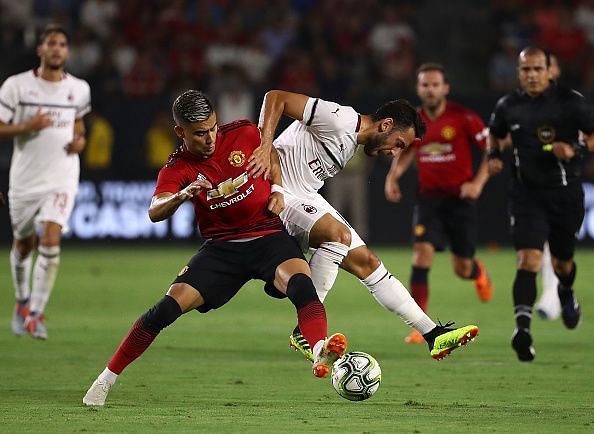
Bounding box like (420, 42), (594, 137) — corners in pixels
(384, 63), (493, 343)
(82, 90), (347, 406)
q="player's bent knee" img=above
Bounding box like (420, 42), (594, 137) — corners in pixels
(517, 249), (542, 273)
(286, 273), (319, 309)
(140, 295), (183, 333)
(343, 246), (381, 279)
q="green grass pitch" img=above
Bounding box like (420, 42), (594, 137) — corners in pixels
(1, 246), (593, 433)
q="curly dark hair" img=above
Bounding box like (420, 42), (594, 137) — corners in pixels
(371, 99), (426, 139)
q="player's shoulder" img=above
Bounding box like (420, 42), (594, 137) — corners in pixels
(64, 72), (91, 92)
(219, 119), (258, 134)
(554, 83), (584, 101)
(218, 119), (260, 144)
(1, 70), (34, 87)
(494, 90), (521, 109)
(446, 101), (483, 123)
(164, 145), (190, 169)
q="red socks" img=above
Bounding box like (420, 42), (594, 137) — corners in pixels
(107, 319), (158, 374)
(297, 300), (327, 347)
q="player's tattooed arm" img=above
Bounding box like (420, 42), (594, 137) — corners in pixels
(249, 90), (310, 179)
(149, 179), (212, 222)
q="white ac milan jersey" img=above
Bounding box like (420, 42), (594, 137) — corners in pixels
(0, 69), (91, 198)
(272, 97), (361, 197)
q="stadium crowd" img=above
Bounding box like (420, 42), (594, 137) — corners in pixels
(1, 0), (594, 175)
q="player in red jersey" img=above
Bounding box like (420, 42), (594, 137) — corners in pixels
(384, 63), (493, 343)
(82, 90), (347, 406)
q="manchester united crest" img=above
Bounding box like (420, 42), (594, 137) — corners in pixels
(441, 126), (456, 141)
(228, 150), (246, 167)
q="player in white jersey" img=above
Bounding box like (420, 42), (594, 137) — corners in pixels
(249, 90), (479, 361)
(0, 25), (91, 339)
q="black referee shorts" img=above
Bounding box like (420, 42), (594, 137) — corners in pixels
(509, 183), (584, 260)
(412, 195), (478, 258)
(173, 231), (305, 313)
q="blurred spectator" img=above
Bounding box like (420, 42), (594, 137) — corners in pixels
(368, 5), (415, 61)
(537, 5), (587, 70)
(209, 64), (255, 124)
(276, 48), (319, 95)
(145, 112), (176, 169)
(261, 7), (297, 61)
(111, 35), (137, 77)
(123, 49), (166, 99)
(489, 38), (519, 92)
(576, 0), (594, 46)
(80, 0), (118, 40)
(66, 27), (101, 76)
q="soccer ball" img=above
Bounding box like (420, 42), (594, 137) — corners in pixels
(331, 351), (381, 401)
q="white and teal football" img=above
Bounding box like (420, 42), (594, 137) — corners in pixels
(331, 351), (381, 401)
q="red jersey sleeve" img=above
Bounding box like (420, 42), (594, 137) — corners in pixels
(153, 160), (193, 196)
(463, 110), (488, 150)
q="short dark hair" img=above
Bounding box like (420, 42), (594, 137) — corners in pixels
(417, 62), (448, 83)
(38, 24), (70, 45)
(520, 46), (550, 67)
(172, 90), (214, 125)
(371, 99), (426, 139)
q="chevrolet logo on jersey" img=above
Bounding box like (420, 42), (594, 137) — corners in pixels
(206, 172), (249, 200)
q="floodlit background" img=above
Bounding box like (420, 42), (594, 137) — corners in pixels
(1, 0), (594, 245)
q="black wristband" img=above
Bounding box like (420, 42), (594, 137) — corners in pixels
(487, 148), (502, 160)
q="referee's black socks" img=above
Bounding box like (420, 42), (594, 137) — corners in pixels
(556, 262), (577, 304)
(513, 270), (537, 330)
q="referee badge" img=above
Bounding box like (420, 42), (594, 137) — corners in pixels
(228, 150), (246, 167)
(537, 126), (556, 144)
(415, 224), (426, 237)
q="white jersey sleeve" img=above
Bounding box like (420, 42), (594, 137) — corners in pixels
(274, 97), (361, 196)
(76, 81), (92, 119)
(0, 76), (19, 123)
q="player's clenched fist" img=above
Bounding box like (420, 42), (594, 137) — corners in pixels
(267, 191), (285, 216)
(177, 179), (213, 201)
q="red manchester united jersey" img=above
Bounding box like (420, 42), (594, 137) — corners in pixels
(415, 101), (487, 197)
(154, 120), (282, 240)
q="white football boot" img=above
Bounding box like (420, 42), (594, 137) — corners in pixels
(83, 379), (113, 406)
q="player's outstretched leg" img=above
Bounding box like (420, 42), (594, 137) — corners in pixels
(312, 333), (348, 378)
(83, 295), (182, 406)
(423, 322), (479, 360)
(289, 326), (315, 362)
(472, 259), (493, 303)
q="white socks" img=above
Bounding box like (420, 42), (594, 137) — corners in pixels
(309, 241), (349, 303)
(541, 243), (559, 294)
(10, 247), (32, 302)
(361, 262), (436, 335)
(30, 245), (61, 314)
(98, 367), (118, 385)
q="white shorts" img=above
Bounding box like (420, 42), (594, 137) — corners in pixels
(9, 188), (77, 239)
(280, 190), (365, 253)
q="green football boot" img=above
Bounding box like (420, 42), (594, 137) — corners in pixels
(428, 323), (479, 360)
(289, 327), (314, 363)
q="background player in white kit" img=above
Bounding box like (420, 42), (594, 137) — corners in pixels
(0, 25), (91, 339)
(249, 90), (479, 361)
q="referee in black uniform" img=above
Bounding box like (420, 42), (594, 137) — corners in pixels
(488, 47), (594, 362)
